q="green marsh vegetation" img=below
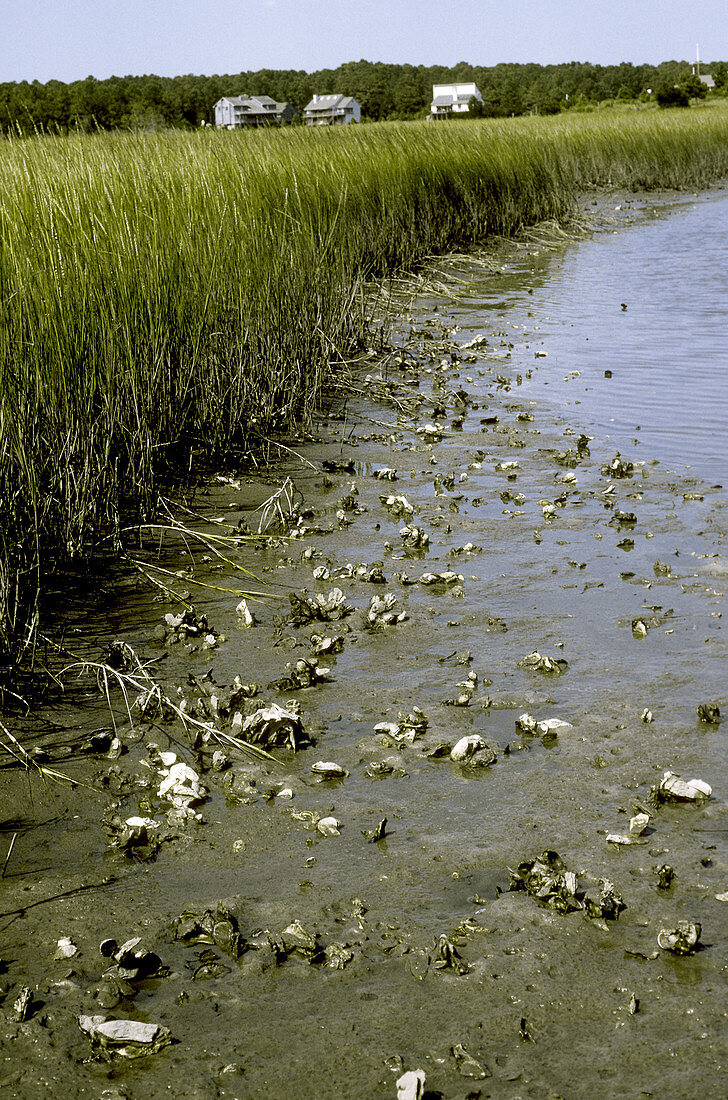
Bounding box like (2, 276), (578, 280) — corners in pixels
(2, 105), (728, 670)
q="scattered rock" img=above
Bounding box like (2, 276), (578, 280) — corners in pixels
(366, 593), (407, 628)
(451, 1042), (488, 1078)
(156, 757), (205, 816)
(374, 707), (428, 745)
(78, 1016), (173, 1059)
(519, 651), (568, 675)
(417, 570), (463, 587)
(239, 702), (306, 750)
(13, 986), (33, 1021)
(235, 599), (257, 626)
(54, 936), (78, 960)
(381, 494), (414, 518)
(399, 524), (429, 549)
(271, 657), (331, 692)
(696, 702), (721, 724)
(113, 937), (163, 981)
(654, 771), (712, 803)
(311, 761), (348, 780)
(432, 933), (467, 974)
(324, 942), (354, 969)
(509, 849), (625, 920)
(601, 454), (633, 478)
(655, 864), (675, 890)
(288, 588), (353, 625)
(516, 712), (572, 738)
(396, 1068), (426, 1100)
(450, 735), (496, 767)
(310, 632), (345, 656)
(657, 921), (701, 956)
(158, 607), (220, 648)
(317, 816), (341, 837)
(362, 818), (387, 842)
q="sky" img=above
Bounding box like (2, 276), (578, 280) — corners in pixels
(2, 0), (726, 84)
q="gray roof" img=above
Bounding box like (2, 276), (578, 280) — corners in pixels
(216, 95), (290, 115)
(432, 95), (453, 106)
(304, 94), (357, 112)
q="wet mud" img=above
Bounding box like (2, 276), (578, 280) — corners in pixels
(2, 198), (727, 1099)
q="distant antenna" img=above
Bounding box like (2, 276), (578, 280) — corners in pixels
(696, 43), (701, 77)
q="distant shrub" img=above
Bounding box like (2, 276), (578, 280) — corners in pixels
(656, 84), (690, 108)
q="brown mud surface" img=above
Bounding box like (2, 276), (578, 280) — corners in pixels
(2, 198), (727, 1099)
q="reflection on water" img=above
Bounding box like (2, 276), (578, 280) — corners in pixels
(456, 191), (728, 485)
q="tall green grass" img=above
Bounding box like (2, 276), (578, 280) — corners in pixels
(2, 106), (728, 666)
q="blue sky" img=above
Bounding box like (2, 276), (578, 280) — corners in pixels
(3, 0), (726, 83)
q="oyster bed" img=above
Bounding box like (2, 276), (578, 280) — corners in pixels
(2, 203), (727, 1099)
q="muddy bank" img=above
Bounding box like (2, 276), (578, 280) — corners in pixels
(2, 200), (727, 1099)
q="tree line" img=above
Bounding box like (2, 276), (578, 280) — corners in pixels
(2, 58), (727, 133)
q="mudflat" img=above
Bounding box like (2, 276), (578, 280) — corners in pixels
(2, 204), (726, 1100)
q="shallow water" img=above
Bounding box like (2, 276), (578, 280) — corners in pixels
(447, 190), (728, 484)
(2, 195), (727, 1099)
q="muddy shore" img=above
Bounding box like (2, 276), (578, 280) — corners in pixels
(1, 197), (727, 1099)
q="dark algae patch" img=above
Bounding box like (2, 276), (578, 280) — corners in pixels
(2, 202), (728, 1099)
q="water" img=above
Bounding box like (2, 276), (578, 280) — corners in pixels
(454, 190), (728, 485)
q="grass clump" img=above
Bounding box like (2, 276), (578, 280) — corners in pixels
(2, 106), (728, 668)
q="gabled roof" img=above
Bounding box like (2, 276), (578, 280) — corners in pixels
(216, 95), (290, 115)
(432, 95), (453, 106)
(304, 94), (358, 112)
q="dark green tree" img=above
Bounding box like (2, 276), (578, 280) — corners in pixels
(678, 72), (708, 99)
(655, 82), (690, 107)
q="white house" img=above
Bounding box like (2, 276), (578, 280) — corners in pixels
(303, 95), (361, 126)
(214, 95), (295, 128)
(430, 82), (483, 117)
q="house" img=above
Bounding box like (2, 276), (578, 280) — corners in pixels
(699, 73), (715, 89)
(303, 94), (361, 126)
(430, 82), (483, 117)
(214, 95), (295, 128)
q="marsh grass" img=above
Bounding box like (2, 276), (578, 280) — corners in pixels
(2, 106), (728, 665)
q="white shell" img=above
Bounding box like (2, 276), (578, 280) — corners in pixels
(311, 761), (348, 779)
(450, 734), (487, 762)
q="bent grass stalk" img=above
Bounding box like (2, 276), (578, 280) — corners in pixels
(1, 106), (728, 665)
(0, 716), (100, 792)
(60, 650), (279, 766)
